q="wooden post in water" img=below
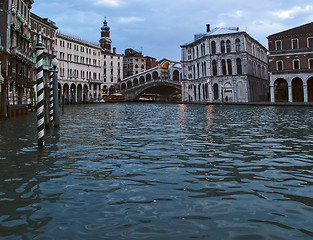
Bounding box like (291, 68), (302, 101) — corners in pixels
(36, 37), (45, 147)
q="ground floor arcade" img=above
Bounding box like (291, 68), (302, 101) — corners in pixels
(270, 74), (313, 103)
(57, 80), (119, 104)
(182, 75), (269, 103)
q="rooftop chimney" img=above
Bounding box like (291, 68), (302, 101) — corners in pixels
(206, 24), (211, 32)
(113, 47), (116, 54)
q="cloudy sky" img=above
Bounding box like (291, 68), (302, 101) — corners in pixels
(32, 0), (313, 61)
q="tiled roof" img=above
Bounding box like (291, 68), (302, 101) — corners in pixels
(181, 27), (243, 46)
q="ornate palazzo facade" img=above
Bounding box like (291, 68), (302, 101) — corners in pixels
(181, 24), (269, 103)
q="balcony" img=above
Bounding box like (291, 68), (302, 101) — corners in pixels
(88, 79), (103, 84)
(10, 47), (33, 65)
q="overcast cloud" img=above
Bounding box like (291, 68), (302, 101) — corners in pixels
(32, 0), (313, 61)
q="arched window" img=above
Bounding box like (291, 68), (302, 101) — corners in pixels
(236, 39), (240, 52)
(226, 40), (231, 53)
(211, 41), (216, 54)
(203, 61), (207, 76)
(202, 43), (206, 56)
(222, 59), (227, 75)
(212, 60), (217, 76)
(227, 59), (232, 75)
(213, 83), (219, 100)
(221, 40), (225, 53)
(135, 64), (138, 69)
(237, 58), (242, 75)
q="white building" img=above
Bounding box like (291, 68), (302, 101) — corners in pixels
(181, 24), (269, 103)
(54, 19), (123, 103)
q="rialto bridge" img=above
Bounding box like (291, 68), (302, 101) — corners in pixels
(120, 59), (183, 101)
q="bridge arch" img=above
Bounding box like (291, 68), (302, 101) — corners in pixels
(134, 78), (139, 86)
(127, 80), (133, 89)
(173, 70), (180, 81)
(153, 71), (159, 80)
(119, 59), (182, 101)
(146, 74), (151, 82)
(140, 76), (145, 84)
(123, 80), (181, 101)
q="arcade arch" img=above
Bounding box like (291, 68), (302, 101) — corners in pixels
(292, 78), (304, 102)
(274, 78), (288, 102)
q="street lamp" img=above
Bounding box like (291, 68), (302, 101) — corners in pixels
(52, 58), (60, 127)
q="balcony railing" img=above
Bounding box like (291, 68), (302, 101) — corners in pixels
(10, 47), (33, 64)
(88, 79), (103, 84)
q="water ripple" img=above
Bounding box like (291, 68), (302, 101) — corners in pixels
(1, 104), (313, 239)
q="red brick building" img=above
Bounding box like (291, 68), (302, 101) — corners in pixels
(145, 56), (158, 70)
(268, 22), (313, 102)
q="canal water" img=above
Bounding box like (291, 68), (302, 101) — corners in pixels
(1, 103), (313, 240)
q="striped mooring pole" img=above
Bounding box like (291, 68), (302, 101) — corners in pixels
(49, 69), (54, 125)
(36, 40), (45, 148)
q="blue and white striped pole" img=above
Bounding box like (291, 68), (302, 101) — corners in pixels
(49, 69), (54, 125)
(36, 38), (45, 147)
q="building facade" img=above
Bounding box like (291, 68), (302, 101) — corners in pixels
(0, 0), (34, 118)
(56, 32), (103, 103)
(123, 48), (146, 78)
(30, 12), (58, 86)
(145, 56), (158, 70)
(181, 24), (269, 103)
(268, 22), (313, 103)
(55, 19), (123, 103)
(30, 12), (58, 112)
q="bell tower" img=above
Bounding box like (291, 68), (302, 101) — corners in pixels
(99, 17), (112, 53)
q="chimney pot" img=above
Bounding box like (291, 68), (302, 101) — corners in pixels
(206, 24), (211, 32)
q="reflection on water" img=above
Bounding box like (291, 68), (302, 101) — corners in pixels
(1, 103), (313, 239)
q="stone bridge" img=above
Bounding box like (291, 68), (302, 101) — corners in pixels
(120, 59), (182, 101)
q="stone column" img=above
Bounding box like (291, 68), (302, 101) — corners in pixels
(288, 82), (292, 103)
(303, 82), (308, 103)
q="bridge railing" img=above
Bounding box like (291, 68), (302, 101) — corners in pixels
(120, 78), (181, 93)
